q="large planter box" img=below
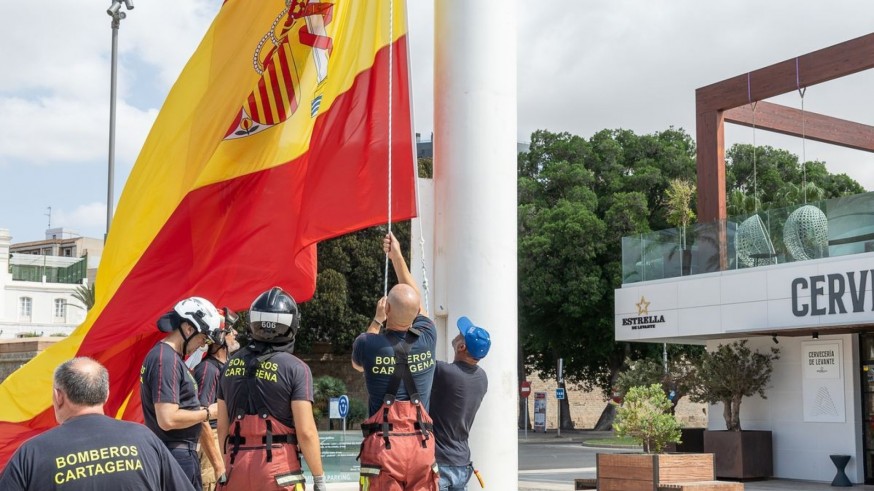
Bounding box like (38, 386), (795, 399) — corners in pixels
(666, 428), (706, 453)
(597, 453), (715, 491)
(703, 430), (772, 479)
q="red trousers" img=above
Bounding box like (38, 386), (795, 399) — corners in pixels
(219, 416), (305, 491)
(359, 401), (439, 491)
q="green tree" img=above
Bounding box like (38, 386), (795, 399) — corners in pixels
(688, 340), (779, 431)
(615, 351), (701, 415)
(518, 128), (699, 414)
(664, 179), (696, 249)
(725, 144), (865, 210)
(613, 384), (682, 454)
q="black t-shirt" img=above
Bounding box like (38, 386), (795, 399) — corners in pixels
(352, 315), (437, 416)
(429, 360), (488, 466)
(0, 414), (196, 491)
(217, 346), (313, 428)
(140, 342), (203, 444)
(194, 356), (224, 428)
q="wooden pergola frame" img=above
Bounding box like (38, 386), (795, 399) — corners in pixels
(695, 32), (874, 225)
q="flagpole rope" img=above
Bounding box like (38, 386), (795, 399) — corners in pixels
(383, 0), (394, 297)
(382, 0), (431, 310)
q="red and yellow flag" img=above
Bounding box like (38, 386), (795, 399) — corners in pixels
(0, 0), (415, 467)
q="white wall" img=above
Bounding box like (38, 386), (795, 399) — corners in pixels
(0, 228), (86, 338)
(706, 335), (863, 483)
(616, 252), (874, 341)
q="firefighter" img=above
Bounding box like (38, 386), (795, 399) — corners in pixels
(0, 357), (195, 491)
(195, 308), (241, 491)
(216, 287), (326, 491)
(141, 296), (228, 490)
(352, 232), (439, 490)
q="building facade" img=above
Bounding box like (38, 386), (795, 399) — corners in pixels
(615, 191), (874, 483)
(0, 229), (89, 339)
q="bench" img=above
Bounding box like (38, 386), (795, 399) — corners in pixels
(658, 481), (744, 491)
(573, 478), (597, 489)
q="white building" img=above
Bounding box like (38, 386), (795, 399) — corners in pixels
(0, 229), (89, 338)
(615, 191), (874, 484)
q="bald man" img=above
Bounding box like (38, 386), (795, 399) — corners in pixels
(0, 357), (195, 491)
(352, 232), (439, 490)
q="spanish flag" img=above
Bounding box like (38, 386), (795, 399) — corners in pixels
(0, 0), (415, 467)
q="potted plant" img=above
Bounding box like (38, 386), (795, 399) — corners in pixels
(665, 178), (696, 275)
(596, 384), (716, 490)
(689, 340), (780, 479)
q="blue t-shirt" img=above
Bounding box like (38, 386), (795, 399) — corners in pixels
(352, 315), (437, 416)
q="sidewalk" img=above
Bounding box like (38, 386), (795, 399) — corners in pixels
(517, 428), (618, 445)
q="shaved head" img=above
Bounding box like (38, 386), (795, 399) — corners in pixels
(386, 284), (420, 329)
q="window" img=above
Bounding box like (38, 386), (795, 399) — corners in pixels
(19, 297), (32, 321)
(54, 299), (66, 319)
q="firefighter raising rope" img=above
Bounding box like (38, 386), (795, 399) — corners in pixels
(352, 232), (439, 490)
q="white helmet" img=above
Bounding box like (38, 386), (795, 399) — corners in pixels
(175, 297), (223, 341)
(158, 296), (224, 346)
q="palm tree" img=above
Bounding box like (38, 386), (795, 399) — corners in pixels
(726, 190), (760, 217)
(72, 283), (95, 311)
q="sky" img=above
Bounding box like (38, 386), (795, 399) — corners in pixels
(0, 1), (872, 243)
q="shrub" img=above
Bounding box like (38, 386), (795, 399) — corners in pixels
(613, 384), (682, 454)
(312, 375), (347, 422)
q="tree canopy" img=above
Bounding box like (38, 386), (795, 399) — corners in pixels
(725, 144), (865, 211)
(517, 131), (865, 397)
(518, 128), (699, 394)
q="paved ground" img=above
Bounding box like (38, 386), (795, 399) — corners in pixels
(317, 429), (873, 489)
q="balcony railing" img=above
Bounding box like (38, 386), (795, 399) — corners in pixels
(621, 191), (874, 284)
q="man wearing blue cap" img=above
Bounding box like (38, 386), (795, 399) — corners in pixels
(430, 317), (491, 491)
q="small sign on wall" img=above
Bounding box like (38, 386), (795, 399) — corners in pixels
(802, 339), (845, 423)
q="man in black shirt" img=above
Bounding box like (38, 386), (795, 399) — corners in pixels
(430, 317), (491, 491)
(216, 287), (326, 491)
(0, 357), (195, 491)
(195, 308), (240, 491)
(141, 296), (227, 490)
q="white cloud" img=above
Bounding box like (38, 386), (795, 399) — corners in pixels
(53, 202), (107, 234)
(0, 0), (214, 168)
(1, 0), (872, 244)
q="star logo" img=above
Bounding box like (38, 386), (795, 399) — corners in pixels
(636, 296), (650, 316)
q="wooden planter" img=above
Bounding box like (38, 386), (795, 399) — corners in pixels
(596, 453), (715, 491)
(703, 430), (772, 479)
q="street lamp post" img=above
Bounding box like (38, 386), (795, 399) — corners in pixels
(105, 0), (134, 238)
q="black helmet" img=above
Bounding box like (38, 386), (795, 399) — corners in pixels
(249, 287), (300, 345)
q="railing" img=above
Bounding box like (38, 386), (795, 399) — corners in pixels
(10, 255), (87, 284)
(622, 191), (874, 284)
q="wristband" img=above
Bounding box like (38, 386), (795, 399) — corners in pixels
(204, 406), (210, 422)
(372, 319), (384, 328)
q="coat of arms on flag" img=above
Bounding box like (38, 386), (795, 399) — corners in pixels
(225, 0), (334, 140)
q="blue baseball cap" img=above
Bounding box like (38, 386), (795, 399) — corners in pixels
(457, 316), (491, 360)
